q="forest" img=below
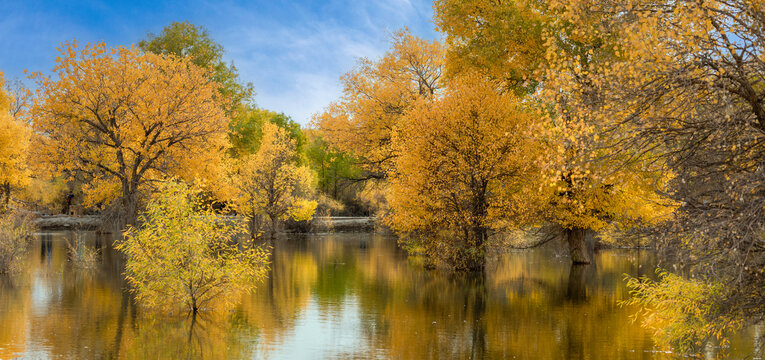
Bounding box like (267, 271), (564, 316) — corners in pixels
(0, 0), (763, 357)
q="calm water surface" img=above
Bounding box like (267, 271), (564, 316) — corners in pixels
(0, 231), (761, 359)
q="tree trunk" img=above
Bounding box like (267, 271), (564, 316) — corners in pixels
(463, 226), (486, 273)
(123, 194), (138, 227)
(566, 227), (591, 264)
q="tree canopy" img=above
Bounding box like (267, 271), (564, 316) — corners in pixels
(29, 42), (229, 225)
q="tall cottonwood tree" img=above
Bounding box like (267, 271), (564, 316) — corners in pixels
(434, 0), (674, 264)
(30, 42), (229, 225)
(313, 29), (445, 180)
(387, 74), (540, 271)
(0, 71), (30, 211)
(575, 0), (765, 349)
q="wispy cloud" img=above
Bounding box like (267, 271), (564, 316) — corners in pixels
(0, 0), (438, 125)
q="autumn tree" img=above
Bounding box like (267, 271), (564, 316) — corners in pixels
(313, 29), (445, 181)
(117, 181), (269, 314)
(387, 74), (539, 272)
(29, 42), (229, 225)
(229, 122), (316, 238)
(139, 21), (254, 113)
(434, 0), (674, 264)
(229, 107), (306, 160)
(0, 71), (30, 211)
(565, 0), (765, 350)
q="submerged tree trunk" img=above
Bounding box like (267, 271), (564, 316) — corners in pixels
(460, 226), (487, 273)
(566, 227), (591, 264)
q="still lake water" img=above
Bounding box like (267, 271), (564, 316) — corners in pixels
(0, 231), (761, 359)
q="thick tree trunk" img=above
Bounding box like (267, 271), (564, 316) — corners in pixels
(566, 227), (591, 264)
(122, 194), (138, 227)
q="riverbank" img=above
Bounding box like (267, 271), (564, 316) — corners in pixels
(35, 214), (381, 233)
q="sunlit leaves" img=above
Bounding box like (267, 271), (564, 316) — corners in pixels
(229, 122), (317, 236)
(29, 42), (230, 224)
(387, 73), (539, 271)
(116, 181), (269, 314)
(313, 29), (445, 179)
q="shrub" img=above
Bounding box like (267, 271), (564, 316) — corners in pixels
(0, 212), (35, 274)
(116, 181), (270, 314)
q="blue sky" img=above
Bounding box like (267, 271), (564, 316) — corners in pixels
(0, 0), (440, 125)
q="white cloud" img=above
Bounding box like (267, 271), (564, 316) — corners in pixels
(206, 0), (436, 125)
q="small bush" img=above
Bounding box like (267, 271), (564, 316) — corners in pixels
(0, 212), (35, 274)
(116, 181), (270, 314)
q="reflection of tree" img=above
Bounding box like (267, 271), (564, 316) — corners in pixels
(3, 232), (758, 359)
(121, 313), (253, 359)
(566, 264), (592, 302)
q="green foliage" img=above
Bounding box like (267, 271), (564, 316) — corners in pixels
(116, 181), (269, 314)
(229, 106), (306, 162)
(304, 131), (360, 198)
(622, 270), (744, 354)
(0, 211), (35, 274)
(139, 21), (254, 111)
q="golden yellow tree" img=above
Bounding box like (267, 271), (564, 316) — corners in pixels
(313, 29), (445, 180)
(387, 74), (540, 271)
(29, 42), (229, 225)
(229, 122), (316, 237)
(116, 181), (269, 314)
(434, 0), (674, 264)
(565, 0), (765, 350)
(0, 71), (30, 211)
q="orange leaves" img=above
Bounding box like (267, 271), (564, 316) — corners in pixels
(313, 30), (444, 178)
(387, 73), (539, 236)
(0, 71), (31, 191)
(29, 41), (228, 219)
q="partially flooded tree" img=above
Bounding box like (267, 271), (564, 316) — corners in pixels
(387, 74), (539, 272)
(578, 0), (765, 351)
(29, 42), (230, 225)
(434, 0), (674, 264)
(229, 122), (316, 238)
(116, 181), (269, 314)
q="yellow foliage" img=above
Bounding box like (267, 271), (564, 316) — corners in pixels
(623, 271), (745, 353)
(0, 71), (31, 207)
(29, 41), (229, 223)
(313, 29), (444, 178)
(229, 122), (316, 235)
(116, 181), (269, 314)
(387, 73), (540, 270)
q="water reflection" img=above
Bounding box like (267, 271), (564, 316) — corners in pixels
(0, 232), (758, 359)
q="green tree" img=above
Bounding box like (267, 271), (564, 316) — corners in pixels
(229, 106), (306, 161)
(304, 130), (360, 199)
(139, 21), (254, 112)
(116, 181), (269, 314)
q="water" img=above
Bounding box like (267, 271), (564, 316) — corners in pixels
(0, 231), (760, 359)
